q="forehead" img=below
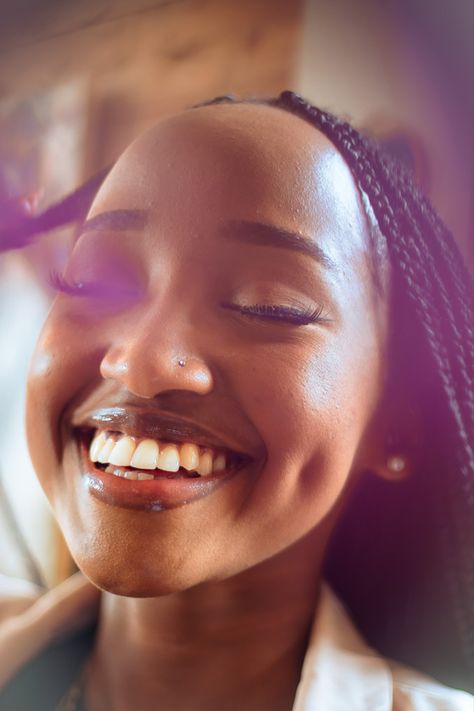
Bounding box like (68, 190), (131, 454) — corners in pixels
(91, 103), (369, 266)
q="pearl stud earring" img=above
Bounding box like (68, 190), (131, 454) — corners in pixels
(386, 455), (407, 473)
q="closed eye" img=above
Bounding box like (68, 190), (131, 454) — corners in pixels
(48, 270), (142, 302)
(221, 302), (330, 326)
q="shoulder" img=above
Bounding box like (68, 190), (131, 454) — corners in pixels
(390, 661), (473, 711)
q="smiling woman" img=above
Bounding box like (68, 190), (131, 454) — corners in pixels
(0, 93), (473, 711)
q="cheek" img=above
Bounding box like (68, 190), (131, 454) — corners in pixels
(234, 328), (382, 530)
(27, 329), (63, 494)
(26, 312), (98, 499)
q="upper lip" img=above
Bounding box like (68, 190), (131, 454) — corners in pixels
(73, 406), (256, 459)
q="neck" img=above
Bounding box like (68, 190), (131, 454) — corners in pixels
(84, 535), (326, 711)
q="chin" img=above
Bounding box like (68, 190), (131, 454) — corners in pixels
(69, 545), (206, 598)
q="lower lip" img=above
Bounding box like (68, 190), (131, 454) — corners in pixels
(77, 435), (243, 511)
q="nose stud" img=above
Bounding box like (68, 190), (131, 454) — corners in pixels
(177, 359), (186, 368)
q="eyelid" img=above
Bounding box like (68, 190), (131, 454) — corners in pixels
(220, 301), (330, 326)
(49, 272), (330, 326)
(48, 270), (142, 300)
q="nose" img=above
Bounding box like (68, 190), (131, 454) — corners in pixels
(99, 312), (214, 398)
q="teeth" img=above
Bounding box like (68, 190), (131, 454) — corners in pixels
(91, 431), (234, 477)
(89, 431), (107, 462)
(130, 439), (159, 470)
(105, 465), (126, 478)
(105, 465), (154, 481)
(197, 449), (213, 476)
(97, 437), (116, 464)
(137, 472), (154, 481)
(179, 443), (200, 471)
(157, 444), (180, 472)
(109, 436), (136, 466)
(213, 454), (226, 472)
(124, 470), (138, 480)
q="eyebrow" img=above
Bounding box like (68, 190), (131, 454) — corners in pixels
(79, 209), (148, 234)
(78, 212), (334, 269)
(221, 220), (335, 269)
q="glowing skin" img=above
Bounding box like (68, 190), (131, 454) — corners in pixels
(26, 104), (392, 710)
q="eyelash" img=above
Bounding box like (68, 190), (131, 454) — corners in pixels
(49, 271), (91, 296)
(49, 272), (327, 326)
(221, 302), (328, 325)
(48, 271), (141, 300)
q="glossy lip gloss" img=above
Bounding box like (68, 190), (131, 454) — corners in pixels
(76, 432), (244, 511)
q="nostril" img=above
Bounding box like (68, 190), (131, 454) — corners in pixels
(99, 351), (129, 381)
(191, 367), (214, 394)
(103, 362), (129, 377)
(174, 356), (214, 395)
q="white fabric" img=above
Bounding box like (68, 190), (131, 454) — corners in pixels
(0, 255), (55, 585)
(293, 584), (473, 710)
(0, 574), (472, 709)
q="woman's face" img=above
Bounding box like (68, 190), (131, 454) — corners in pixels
(26, 103), (389, 595)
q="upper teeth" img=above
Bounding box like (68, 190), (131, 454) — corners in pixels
(89, 431), (227, 477)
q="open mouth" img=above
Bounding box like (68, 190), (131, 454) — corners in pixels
(82, 428), (245, 481)
(74, 426), (251, 511)
(71, 405), (257, 510)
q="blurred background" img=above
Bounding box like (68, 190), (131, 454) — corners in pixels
(0, 0), (473, 588)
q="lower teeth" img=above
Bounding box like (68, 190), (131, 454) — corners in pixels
(104, 465), (152, 480)
(104, 465), (201, 480)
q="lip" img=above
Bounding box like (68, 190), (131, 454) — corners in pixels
(76, 431), (248, 512)
(74, 406), (253, 457)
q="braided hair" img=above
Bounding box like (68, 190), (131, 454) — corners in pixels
(272, 92), (473, 692)
(3, 91), (473, 691)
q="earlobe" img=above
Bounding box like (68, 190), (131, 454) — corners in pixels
(352, 433), (411, 485)
(354, 402), (420, 484)
(356, 431), (412, 483)
(367, 416), (425, 482)
(358, 373), (424, 483)
(376, 448), (411, 482)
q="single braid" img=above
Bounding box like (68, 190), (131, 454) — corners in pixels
(0, 165), (111, 252)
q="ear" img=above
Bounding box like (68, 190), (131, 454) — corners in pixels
(355, 386), (423, 483)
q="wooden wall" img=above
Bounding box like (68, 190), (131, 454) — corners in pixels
(1, 0), (304, 173)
